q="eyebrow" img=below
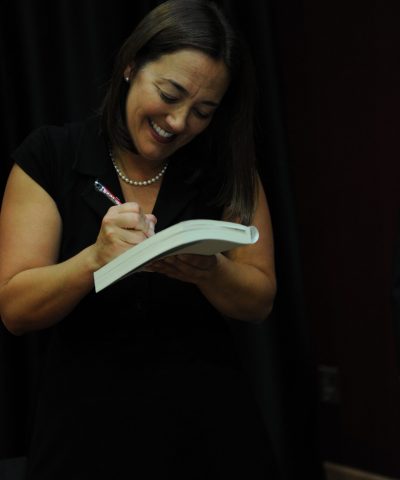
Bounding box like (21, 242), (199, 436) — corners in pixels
(161, 78), (220, 107)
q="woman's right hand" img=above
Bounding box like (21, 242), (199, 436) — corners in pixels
(1, 168), (160, 333)
(93, 202), (157, 269)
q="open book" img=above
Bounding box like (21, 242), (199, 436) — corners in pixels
(94, 219), (259, 292)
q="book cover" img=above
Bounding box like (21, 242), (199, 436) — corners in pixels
(94, 219), (259, 292)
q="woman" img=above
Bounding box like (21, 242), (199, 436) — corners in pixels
(0, 0), (277, 478)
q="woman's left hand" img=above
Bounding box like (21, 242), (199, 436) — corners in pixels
(145, 177), (276, 323)
(146, 253), (218, 284)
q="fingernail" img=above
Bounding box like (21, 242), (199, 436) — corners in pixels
(148, 221), (155, 236)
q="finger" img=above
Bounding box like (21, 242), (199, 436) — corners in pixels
(115, 202), (142, 213)
(150, 260), (185, 278)
(119, 228), (149, 246)
(118, 205), (155, 236)
(144, 213), (157, 236)
(105, 203), (156, 236)
(109, 210), (153, 235)
(149, 259), (202, 283)
(145, 213), (157, 224)
(175, 254), (217, 270)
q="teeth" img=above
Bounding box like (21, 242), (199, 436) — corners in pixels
(150, 120), (174, 138)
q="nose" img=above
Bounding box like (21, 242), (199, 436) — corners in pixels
(165, 105), (189, 133)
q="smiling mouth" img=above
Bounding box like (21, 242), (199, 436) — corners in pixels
(149, 119), (176, 144)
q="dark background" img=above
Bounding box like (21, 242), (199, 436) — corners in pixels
(276, 0), (400, 476)
(1, 0), (399, 478)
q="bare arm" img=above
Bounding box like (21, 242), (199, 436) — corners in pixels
(148, 177), (276, 323)
(0, 165), (155, 335)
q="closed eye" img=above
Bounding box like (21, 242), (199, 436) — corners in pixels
(159, 91), (178, 103)
(192, 109), (212, 120)
(158, 86), (213, 119)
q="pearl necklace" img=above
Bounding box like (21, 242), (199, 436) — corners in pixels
(109, 148), (168, 187)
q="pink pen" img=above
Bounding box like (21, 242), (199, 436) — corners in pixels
(94, 179), (122, 205)
(94, 179), (155, 237)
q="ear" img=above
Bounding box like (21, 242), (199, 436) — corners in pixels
(123, 66), (131, 83)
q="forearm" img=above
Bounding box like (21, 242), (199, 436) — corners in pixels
(0, 245), (98, 335)
(196, 253), (276, 323)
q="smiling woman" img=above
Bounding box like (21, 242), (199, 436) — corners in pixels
(0, 0), (277, 478)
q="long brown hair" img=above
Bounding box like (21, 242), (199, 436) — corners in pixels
(101, 0), (258, 224)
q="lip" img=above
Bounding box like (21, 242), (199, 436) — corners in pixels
(148, 118), (175, 144)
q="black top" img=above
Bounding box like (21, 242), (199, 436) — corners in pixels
(12, 116), (277, 479)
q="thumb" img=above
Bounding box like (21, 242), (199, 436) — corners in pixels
(145, 214), (157, 236)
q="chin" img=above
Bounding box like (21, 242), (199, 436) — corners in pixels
(140, 148), (169, 162)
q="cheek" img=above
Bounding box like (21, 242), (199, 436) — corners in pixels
(189, 117), (212, 136)
(126, 86), (158, 118)
(176, 122), (210, 149)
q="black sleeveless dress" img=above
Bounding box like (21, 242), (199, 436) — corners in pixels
(12, 117), (278, 479)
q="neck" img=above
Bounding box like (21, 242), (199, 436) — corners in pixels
(110, 146), (168, 187)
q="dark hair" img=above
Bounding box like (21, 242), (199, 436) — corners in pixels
(101, 0), (258, 224)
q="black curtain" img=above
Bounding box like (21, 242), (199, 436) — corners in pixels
(0, 1), (324, 478)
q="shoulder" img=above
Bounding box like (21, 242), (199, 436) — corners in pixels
(11, 120), (88, 161)
(10, 118), (93, 201)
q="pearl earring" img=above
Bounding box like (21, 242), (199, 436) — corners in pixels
(124, 76), (129, 83)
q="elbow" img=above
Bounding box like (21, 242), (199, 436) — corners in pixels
(1, 316), (26, 336)
(0, 303), (27, 335)
(0, 285), (22, 335)
(250, 300), (274, 325)
(0, 298), (26, 336)
(0, 301), (42, 335)
(0, 281), (33, 335)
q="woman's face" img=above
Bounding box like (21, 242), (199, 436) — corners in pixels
(124, 49), (230, 163)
